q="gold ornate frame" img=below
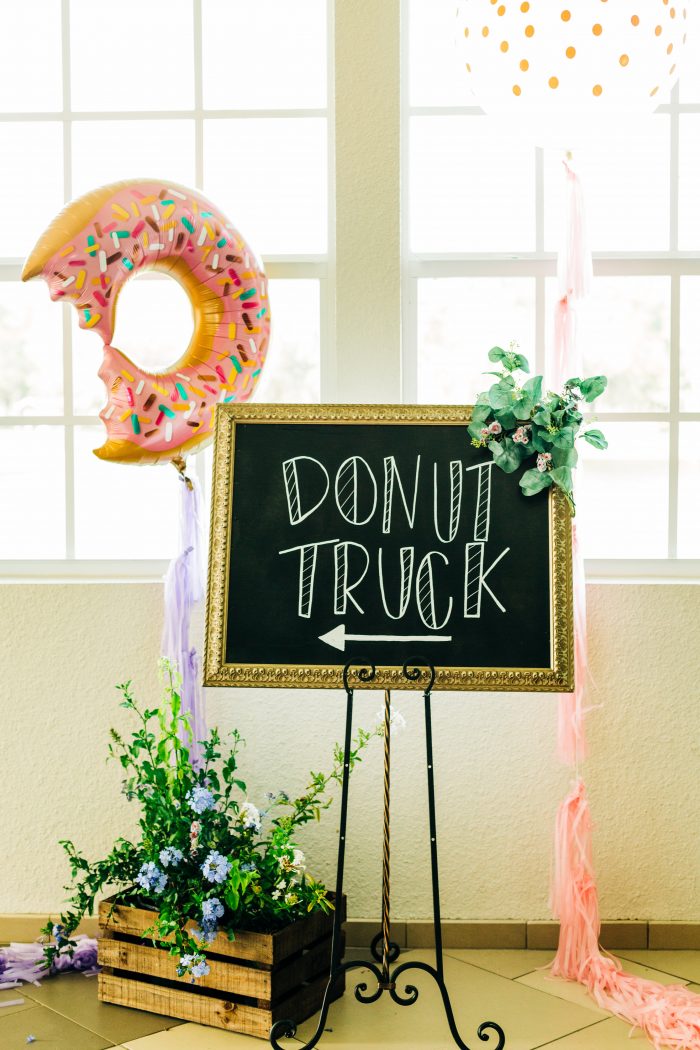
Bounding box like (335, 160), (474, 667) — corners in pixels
(204, 404), (574, 691)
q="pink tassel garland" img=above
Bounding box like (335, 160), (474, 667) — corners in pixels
(551, 783), (700, 1050)
(550, 159), (700, 1049)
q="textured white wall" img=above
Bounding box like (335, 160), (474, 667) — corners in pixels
(1, 582), (698, 920)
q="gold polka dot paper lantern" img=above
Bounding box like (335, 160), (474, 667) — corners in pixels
(457, 1), (688, 145)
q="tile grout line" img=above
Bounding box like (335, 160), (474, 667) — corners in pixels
(14, 982), (176, 1046)
(441, 948), (556, 982)
(615, 951), (695, 984)
(529, 1017), (614, 1049)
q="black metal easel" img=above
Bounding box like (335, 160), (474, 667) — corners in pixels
(269, 657), (506, 1050)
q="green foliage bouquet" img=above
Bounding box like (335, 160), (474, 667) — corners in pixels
(43, 662), (379, 981)
(468, 344), (608, 511)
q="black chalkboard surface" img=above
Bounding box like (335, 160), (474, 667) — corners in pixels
(204, 405), (573, 691)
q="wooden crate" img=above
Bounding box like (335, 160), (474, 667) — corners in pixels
(97, 894), (346, 1039)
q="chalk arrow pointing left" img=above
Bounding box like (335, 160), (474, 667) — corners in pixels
(319, 624), (453, 652)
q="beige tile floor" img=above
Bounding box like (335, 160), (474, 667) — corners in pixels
(0, 950), (698, 1049)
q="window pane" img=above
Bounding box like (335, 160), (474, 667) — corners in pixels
(678, 115), (700, 251)
(71, 121), (196, 200)
(546, 276), (670, 412)
(72, 310), (104, 417)
(409, 0), (464, 108)
(253, 279), (320, 402)
(0, 123), (64, 258)
(0, 425), (65, 557)
(680, 276), (700, 411)
(678, 12), (700, 102)
(73, 275), (195, 415)
(0, 283), (64, 415)
(410, 117), (535, 252)
(202, 0), (327, 110)
(73, 426), (179, 558)
(678, 424), (700, 557)
(110, 273), (194, 374)
(203, 118), (327, 254)
(544, 118), (669, 252)
(417, 277), (535, 404)
(0, 1), (62, 112)
(70, 0), (194, 111)
(577, 423), (668, 559)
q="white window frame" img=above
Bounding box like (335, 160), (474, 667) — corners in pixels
(3, 0), (699, 583)
(400, 0), (700, 582)
(0, 0), (336, 581)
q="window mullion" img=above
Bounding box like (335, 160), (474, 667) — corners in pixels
(334, 0), (401, 403)
(60, 0), (75, 560)
(668, 271), (680, 559)
(193, 0), (204, 189)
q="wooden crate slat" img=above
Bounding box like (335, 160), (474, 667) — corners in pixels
(269, 931), (342, 1004)
(98, 972), (273, 1038)
(270, 968), (346, 1023)
(98, 966), (344, 1039)
(98, 938), (272, 999)
(99, 895), (343, 967)
(271, 896), (347, 965)
(99, 900), (276, 965)
(98, 930), (342, 1005)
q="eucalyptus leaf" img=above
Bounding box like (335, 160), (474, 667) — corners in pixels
(550, 427), (576, 448)
(549, 465), (573, 494)
(529, 427), (549, 452)
(552, 446), (578, 468)
(520, 468), (552, 496)
(488, 345), (506, 363)
(583, 428), (608, 450)
(579, 375), (608, 402)
(488, 381), (515, 410)
(513, 393), (535, 420)
(471, 403), (492, 423)
(523, 375), (543, 402)
(489, 436), (522, 473)
(493, 407), (517, 430)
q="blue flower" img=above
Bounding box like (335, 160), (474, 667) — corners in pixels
(187, 785), (215, 814)
(135, 861), (168, 895)
(177, 951), (210, 980)
(159, 847), (184, 869)
(191, 957), (210, 979)
(240, 861), (257, 873)
(202, 897), (224, 922)
(201, 850), (231, 884)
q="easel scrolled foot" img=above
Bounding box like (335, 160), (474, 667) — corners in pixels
(269, 658), (506, 1050)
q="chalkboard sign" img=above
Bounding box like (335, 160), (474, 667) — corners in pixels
(204, 404), (573, 691)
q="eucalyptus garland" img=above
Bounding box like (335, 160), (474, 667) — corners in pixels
(468, 345), (608, 511)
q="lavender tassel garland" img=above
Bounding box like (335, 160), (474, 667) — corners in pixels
(0, 936), (99, 987)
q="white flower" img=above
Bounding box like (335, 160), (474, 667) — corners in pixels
(240, 801), (262, 834)
(375, 706), (407, 734)
(292, 849), (305, 869)
(272, 889), (281, 900)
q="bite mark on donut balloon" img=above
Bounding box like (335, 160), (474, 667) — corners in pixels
(22, 178), (270, 464)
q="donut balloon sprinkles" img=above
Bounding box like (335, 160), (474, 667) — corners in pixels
(21, 179), (270, 464)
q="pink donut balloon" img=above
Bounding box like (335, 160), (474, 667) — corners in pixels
(22, 179), (270, 464)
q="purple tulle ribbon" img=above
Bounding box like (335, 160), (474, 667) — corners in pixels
(162, 472), (206, 766)
(0, 937), (99, 988)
